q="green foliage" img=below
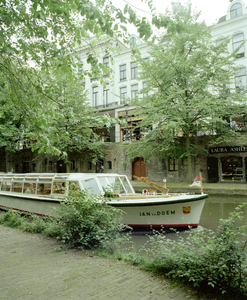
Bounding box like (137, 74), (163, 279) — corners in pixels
(129, 1), (247, 182)
(141, 204), (247, 297)
(0, 209), (23, 228)
(51, 190), (128, 250)
(0, 0), (154, 156)
(0, 210), (60, 235)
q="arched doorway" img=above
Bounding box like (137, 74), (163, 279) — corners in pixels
(132, 157), (146, 179)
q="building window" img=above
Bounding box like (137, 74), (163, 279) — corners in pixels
(107, 161), (112, 169)
(221, 156), (243, 181)
(230, 3), (242, 19)
(92, 86), (98, 106)
(88, 162), (92, 170)
(120, 64), (127, 81)
(233, 33), (244, 58)
(131, 84), (138, 99)
(103, 84), (109, 105)
(103, 57), (109, 76)
(131, 62), (138, 79)
(120, 87), (127, 104)
(168, 157), (178, 171)
(130, 37), (136, 47)
(235, 67), (246, 92)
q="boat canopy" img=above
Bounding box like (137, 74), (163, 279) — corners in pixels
(0, 173), (135, 196)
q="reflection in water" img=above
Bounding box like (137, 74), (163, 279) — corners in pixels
(200, 194), (247, 230)
(127, 194), (247, 249)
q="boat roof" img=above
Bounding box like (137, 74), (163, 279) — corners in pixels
(0, 173), (126, 181)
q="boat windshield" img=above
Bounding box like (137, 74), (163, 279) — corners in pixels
(119, 176), (133, 194)
(80, 178), (101, 195)
(97, 176), (133, 195)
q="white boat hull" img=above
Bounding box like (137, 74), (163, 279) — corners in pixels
(0, 193), (207, 229)
(0, 193), (62, 216)
(109, 194), (207, 228)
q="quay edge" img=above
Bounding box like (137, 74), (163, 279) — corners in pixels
(133, 185), (247, 196)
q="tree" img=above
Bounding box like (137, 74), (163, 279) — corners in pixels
(32, 71), (108, 173)
(0, 76), (30, 171)
(128, 2), (247, 182)
(0, 0), (153, 156)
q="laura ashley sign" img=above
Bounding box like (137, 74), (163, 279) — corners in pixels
(209, 146), (247, 154)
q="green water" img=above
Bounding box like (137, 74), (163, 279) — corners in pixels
(200, 194), (247, 230)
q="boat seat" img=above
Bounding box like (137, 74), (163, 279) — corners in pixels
(13, 186), (22, 193)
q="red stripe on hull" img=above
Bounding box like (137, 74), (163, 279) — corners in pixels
(127, 223), (198, 228)
(0, 205), (49, 217)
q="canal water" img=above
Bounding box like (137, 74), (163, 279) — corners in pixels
(127, 194), (247, 249)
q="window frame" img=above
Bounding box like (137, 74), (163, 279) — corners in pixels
(230, 3), (242, 19)
(168, 157), (178, 172)
(92, 86), (99, 106)
(120, 64), (127, 82)
(232, 33), (245, 58)
(130, 37), (136, 47)
(103, 84), (109, 105)
(235, 67), (246, 92)
(103, 57), (109, 76)
(131, 84), (138, 100)
(120, 86), (127, 104)
(131, 61), (138, 79)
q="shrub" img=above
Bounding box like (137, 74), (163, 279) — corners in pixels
(0, 209), (23, 228)
(144, 204), (247, 297)
(52, 189), (129, 250)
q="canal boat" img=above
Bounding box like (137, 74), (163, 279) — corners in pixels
(0, 173), (208, 229)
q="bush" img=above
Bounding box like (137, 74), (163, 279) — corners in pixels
(144, 204), (247, 297)
(0, 190), (129, 251)
(0, 209), (23, 228)
(52, 189), (129, 250)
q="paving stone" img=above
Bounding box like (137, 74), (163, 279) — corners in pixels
(0, 225), (212, 300)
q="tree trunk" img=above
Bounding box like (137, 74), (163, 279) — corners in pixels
(185, 132), (192, 183)
(66, 162), (70, 173)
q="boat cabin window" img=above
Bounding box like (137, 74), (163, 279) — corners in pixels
(52, 182), (66, 194)
(37, 183), (51, 194)
(1, 181), (11, 191)
(12, 182), (23, 193)
(24, 183), (37, 194)
(69, 181), (80, 191)
(81, 178), (101, 195)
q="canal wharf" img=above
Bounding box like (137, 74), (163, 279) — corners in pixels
(0, 225), (212, 300)
(132, 182), (247, 196)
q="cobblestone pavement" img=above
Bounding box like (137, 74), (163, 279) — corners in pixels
(0, 226), (210, 300)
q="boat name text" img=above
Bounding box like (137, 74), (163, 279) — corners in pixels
(139, 210), (175, 217)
